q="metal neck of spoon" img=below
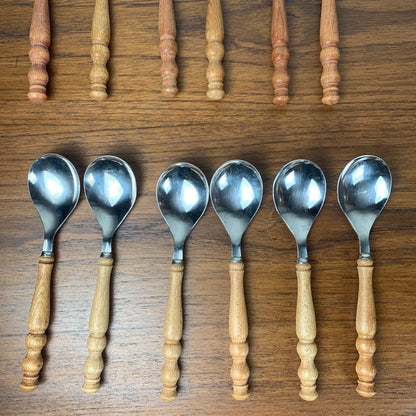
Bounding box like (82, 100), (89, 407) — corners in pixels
(172, 244), (184, 264)
(101, 236), (113, 257)
(359, 236), (371, 259)
(231, 243), (242, 262)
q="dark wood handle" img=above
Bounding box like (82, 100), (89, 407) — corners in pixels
(27, 0), (50, 103)
(21, 256), (54, 391)
(320, 0), (340, 105)
(271, 0), (289, 105)
(159, 0), (178, 97)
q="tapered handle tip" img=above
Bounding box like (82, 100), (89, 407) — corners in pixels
(160, 386), (178, 401)
(232, 384), (250, 400)
(356, 380), (375, 398)
(82, 379), (100, 394)
(28, 90), (47, 103)
(20, 377), (39, 391)
(207, 86), (225, 100)
(162, 86), (179, 97)
(273, 94), (289, 105)
(299, 385), (318, 401)
(90, 88), (108, 102)
(322, 92), (339, 105)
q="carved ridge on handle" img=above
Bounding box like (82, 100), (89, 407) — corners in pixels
(356, 258), (376, 398)
(296, 263), (318, 401)
(21, 255), (54, 391)
(28, 0), (50, 103)
(161, 263), (184, 401)
(159, 0), (178, 97)
(90, 0), (110, 101)
(83, 256), (113, 393)
(206, 0), (225, 100)
(271, 0), (289, 105)
(320, 0), (340, 105)
(229, 262), (250, 400)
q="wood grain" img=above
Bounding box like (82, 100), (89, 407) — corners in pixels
(1, 0), (416, 415)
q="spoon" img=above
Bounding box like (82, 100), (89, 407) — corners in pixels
(210, 160), (263, 400)
(273, 159), (326, 401)
(82, 156), (136, 393)
(337, 155), (392, 398)
(156, 163), (209, 401)
(21, 153), (80, 391)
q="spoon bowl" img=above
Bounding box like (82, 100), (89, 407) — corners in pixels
(28, 153), (80, 254)
(337, 155), (392, 258)
(84, 155), (136, 255)
(273, 159), (326, 263)
(22, 153), (80, 391)
(157, 162), (209, 263)
(210, 160), (263, 261)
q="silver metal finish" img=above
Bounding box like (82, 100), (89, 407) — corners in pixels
(28, 153), (80, 256)
(337, 155), (392, 258)
(273, 160), (326, 264)
(156, 163), (209, 264)
(84, 156), (136, 256)
(210, 160), (263, 262)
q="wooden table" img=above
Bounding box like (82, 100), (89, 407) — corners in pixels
(1, 0), (415, 414)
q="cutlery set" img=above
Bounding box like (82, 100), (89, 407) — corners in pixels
(27, 0), (339, 104)
(21, 154), (391, 401)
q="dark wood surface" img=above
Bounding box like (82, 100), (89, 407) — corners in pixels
(1, 0), (415, 414)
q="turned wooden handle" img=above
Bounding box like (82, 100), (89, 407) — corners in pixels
(356, 258), (376, 398)
(206, 0), (225, 100)
(90, 0), (110, 101)
(271, 0), (289, 105)
(160, 263), (184, 401)
(20, 255), (54, 391)
(296, 263), (318, 401)
(159, 0), (178, 97)
(320, 0), (340, 105)
(83, 256), (113, 393)
(27, 0), (50, 103)
(229, 262), (250, 400)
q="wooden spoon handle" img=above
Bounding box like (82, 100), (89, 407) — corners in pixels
(159, 0), (178, 97)
(27, 0), (50, 103)
(271, 0), (289, 105)
(296, 263), (318, 401)
(320, 0), (340, 105)
(82, 256), (113, 393)
(20, 255), (54, 391)
(356, 258), (376, 397)
(160, 263), (184, 401)
(229, 262), (250, 400)
(206, 0), (225, 100)
(90, 0), (110, 101)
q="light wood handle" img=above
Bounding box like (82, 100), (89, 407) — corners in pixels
(206, 0), (225, 100)
(20, 255), (54, 391)
(229, 262), (250, 400)
(90, 0), (110, 101)
(159, 0), (178, 97)
(271, 0), (289, 105)
(296, 263), (318, 401)
(160, 263), (184, 401)
(356, 258), (376, 398)
(82, 256), (113, 393)
(27, 0), (50, 103)
(320, 0), (340, 105)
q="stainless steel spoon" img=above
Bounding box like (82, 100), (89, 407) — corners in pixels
(273, 159), (326, 401)
(82, 155), (136, 393)
(156, 162), (208, 401)
(210, 160), (263, 400)
(337, 155), (392, 398)
(21, 153), (80, 391)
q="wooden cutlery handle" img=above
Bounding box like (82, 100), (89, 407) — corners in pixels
(20, 255), (54, 391)
(160, 263), (184, 401)
(90, 0), (110, 101)
(159, 0), (178, 97)
(296, 263), (318, 401)
(271, 0), (289, 105)
(356, 258), (376, 398)
(320, 0), (340, 105)
(27, 0), (50, 103)
(206, 0), (225, 100)
(229, 262), (250, 400)
(83, 256), (113, 393)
